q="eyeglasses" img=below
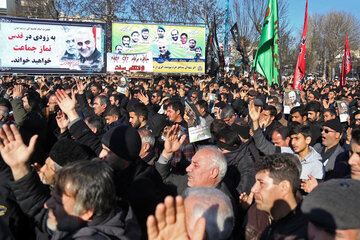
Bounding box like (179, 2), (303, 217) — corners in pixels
(77, 40), (91, 46)
(321, 128), (335, 134)
(191, 96), (197, 99)
(159, 46), (166, 49)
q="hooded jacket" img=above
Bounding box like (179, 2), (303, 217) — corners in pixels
(9, 170), (141, 240)
(223, 143), (256, 195)
(51, 202), (140, 240)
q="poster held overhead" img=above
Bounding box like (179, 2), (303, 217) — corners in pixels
(184, 100), (211, 143)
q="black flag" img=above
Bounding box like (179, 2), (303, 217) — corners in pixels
(230, 23), (243, 54)
(206, 21), (221, 77)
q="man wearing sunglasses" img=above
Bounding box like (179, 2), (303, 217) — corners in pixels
(75, 29), (102, 69)
(313, 118), (345, 179)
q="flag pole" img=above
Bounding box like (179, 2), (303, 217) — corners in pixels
(224, 0), (230, 73)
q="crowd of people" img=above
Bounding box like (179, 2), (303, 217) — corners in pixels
(0, 72), (359, 240)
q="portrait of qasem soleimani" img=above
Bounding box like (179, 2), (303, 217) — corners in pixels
(61, 31), (79, 61)
(61, 27), (103, 70)
(285, 90), (300, 109)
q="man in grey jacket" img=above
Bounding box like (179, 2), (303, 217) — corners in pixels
(249, 100), (324, 180)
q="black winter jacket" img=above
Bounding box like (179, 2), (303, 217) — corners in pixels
(9, 170), (141, 240)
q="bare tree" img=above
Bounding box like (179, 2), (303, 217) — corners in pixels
(231, 0), (294, 73)
(128, 0), (225, 29)
(307, 11), (360, 77)
(16, 0), (58, 19)
(87, 0), (129, 52)
(54, 0), (128, 52)
(232, 0), (256, 72)
(54, 0), (85, 18)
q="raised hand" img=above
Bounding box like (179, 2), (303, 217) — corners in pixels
(322, 99), (330, 109)
(248, 100), (260, 122)
(55, 89), (76, 115)
(13, 85), (23, 98)
(76, 79), (86, 94)
(239, 191), (254, 210)
(0, 124), (38, 180)
(56, 110), (70, 133)
(240, 89), (248, 100)
(162, 124), (186, 159)
(6, 87), (13, 97)
(147, 196), (205, 240)
(300, 174), (318, 193)
(159, 97), (169, 106)
(55, 89), (79, 122)
(138, 90), (150, 105)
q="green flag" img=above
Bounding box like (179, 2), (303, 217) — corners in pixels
(253, 0), (280, 85)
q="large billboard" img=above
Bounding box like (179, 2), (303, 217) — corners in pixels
(112, 23), (205, 74)
(0, 17), (106, 74)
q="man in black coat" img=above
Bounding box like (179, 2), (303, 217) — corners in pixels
(11, 85), (47, 164)
(99, 125), (169, 239)
(0, 125), (140, 240)
(54, 89), (169, 239)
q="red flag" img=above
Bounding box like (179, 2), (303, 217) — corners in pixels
(340, 35), (352, 88)
(293, 0), (308, 90)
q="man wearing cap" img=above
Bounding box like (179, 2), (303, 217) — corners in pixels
(231, 123), (261, 160)
(314, 118), (345, 178)
(153, 26), (166, 43)
(99, 125), (167, 238)
(215, 126), (255, 195)
(301, 179), (360, 239)
(157, 26), (165, 39)
(36, 138), (90, 185)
